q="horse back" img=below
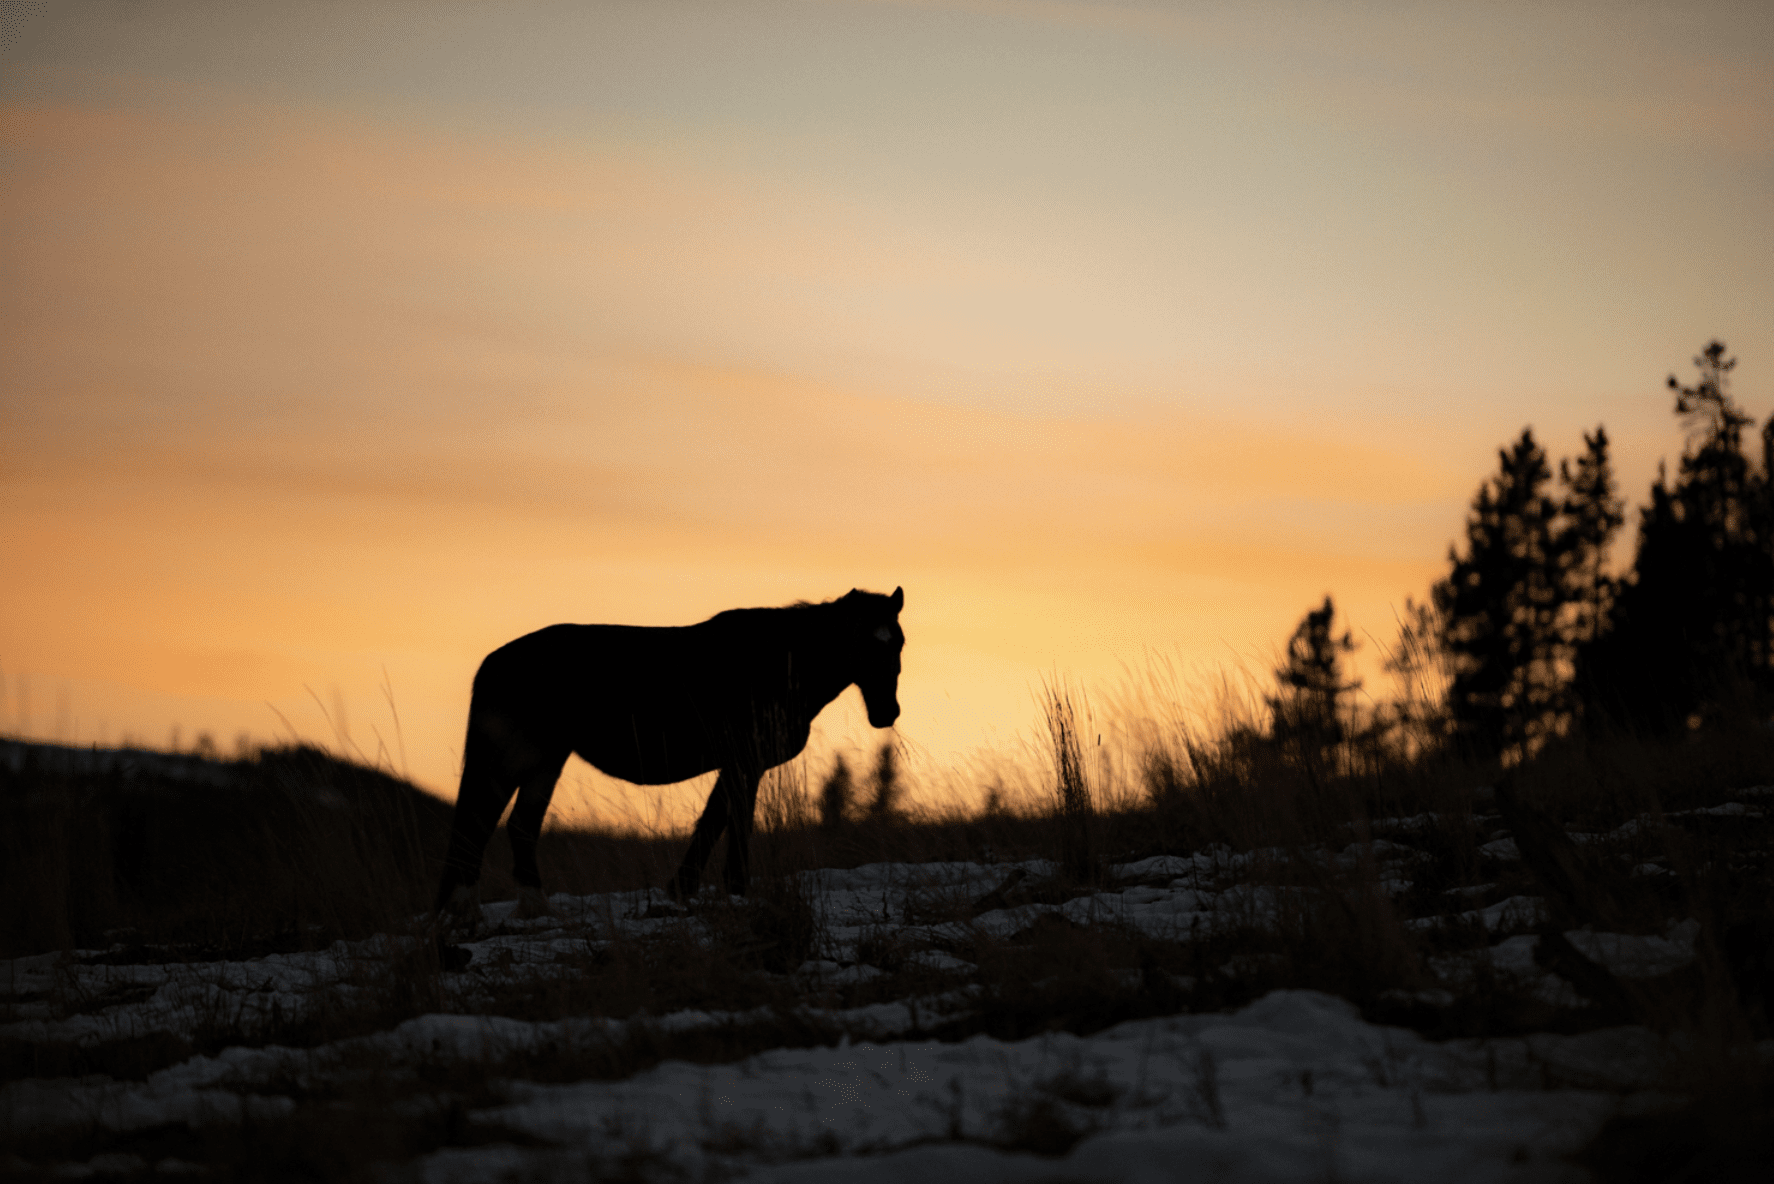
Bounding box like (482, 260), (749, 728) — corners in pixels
(475, 622), (734, 703)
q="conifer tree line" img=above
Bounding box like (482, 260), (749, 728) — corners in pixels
(1268, 341), (1773, 760)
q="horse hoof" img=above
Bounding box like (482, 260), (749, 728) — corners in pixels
(440, 883), (485, 938)
(516, 886), (553, 919)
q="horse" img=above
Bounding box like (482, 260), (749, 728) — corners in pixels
(434, 587), (904, 921)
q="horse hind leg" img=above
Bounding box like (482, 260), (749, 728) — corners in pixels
(436, 722), (517, 927)
(672, 769), (738, 900)
(507, 754), (568, 918)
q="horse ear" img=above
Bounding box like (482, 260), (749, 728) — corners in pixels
(890, 586), (903, 612)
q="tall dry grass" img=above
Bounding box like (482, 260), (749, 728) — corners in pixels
(1042, 678), (1100, 885)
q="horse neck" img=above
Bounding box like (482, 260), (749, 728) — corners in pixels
(782, 608), (854, 714)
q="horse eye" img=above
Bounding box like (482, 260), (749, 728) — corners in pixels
(873, 626), (893, 643)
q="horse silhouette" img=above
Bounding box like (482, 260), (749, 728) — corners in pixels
(435, 587), (904, 920)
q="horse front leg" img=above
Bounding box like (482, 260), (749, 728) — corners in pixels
(507, 757), (567, 918)
(672, 767), (748, 900)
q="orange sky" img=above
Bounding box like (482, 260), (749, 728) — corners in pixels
(2, 1), (1770, 827)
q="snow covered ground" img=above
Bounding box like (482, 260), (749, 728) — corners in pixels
(8, 970), (1677, 1183)
(7, 796), (1766, 1182)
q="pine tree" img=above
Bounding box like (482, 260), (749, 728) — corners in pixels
(819, 756), (852, 830)
(1268, 596), (1359, 766)
(1557, 427), (1625, 651)
(865, 741), (899, 821)
(1592, 342), (1772, 728)
(1383, 596), (1450, 746)
(1758, 418), (1774, 670)
(1433, 429), (1564, 755)
(1669, 343), (1764, 683)
(1556, 428), (1625, 732)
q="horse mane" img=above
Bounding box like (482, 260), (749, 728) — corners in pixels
(787, 589), (876, 610)
(702, 591), (885, 641)
(711, 589), (877, 618)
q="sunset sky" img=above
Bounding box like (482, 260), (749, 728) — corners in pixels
(3, 1), (1770, 825)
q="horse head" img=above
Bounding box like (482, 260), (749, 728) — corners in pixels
(848, 586), (904, 728)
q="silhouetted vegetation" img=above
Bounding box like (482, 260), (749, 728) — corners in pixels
(865, 739), (901, 822)
(1043, 680), (1099, 885)
(1227, 339), (1771, 1180)
(1267, 595), (1359, 775)
(1558, 426), (1627, 659)
(819, 754), (853, 830)
(1398, 341), (1770, 758)
(1584, 343), (1774, 733)
(1433, 428), (1565, 754)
